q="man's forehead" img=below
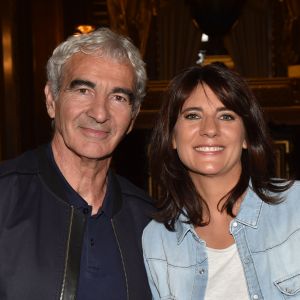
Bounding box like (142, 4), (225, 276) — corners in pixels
(66, 51), (131, 67)
(61, 54), (135, 89)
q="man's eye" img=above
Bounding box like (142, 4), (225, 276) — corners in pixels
(113, 95), (129, 102)
(78, 88), (89, 94)
(184, 113), (199, 120)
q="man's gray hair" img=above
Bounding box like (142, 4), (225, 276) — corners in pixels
(46, 27), (147, 111)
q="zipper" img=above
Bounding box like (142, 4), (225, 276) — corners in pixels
(60, 205), (74, 300)
(111, 218), (129, 300)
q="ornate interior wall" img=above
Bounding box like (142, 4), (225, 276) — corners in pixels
(0, 0), (300, 190)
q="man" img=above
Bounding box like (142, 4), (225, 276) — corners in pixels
(0, 28), (154, 300)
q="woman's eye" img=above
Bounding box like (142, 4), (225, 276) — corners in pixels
(220, 114), (235, 121)
(184, 113), (200, 120)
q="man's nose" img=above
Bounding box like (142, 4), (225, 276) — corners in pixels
(87, 95), (110, 123)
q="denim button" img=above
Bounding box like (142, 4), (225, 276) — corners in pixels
(232, 222), (238, 227)
(199, 269), (205, 274)
(252, 294), (259, 299)
(244, 257), (250, 264)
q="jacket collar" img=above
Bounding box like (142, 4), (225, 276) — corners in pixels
(37, 144), (68, 203)
(174, 185), (264, 244)
(175, 213), (197, 245)
(106, 170), (123, 217)
(234, 187), (263, 229)
(36, 144), (123, 217)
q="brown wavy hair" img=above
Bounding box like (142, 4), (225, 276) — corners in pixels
(149, 63), (293, 230)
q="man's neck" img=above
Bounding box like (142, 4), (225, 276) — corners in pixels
(51, 140), (110, 214)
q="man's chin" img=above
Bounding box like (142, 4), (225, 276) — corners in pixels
(67, 143), (113, 162)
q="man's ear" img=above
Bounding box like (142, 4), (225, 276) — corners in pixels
(44, 83), (56, 119)
(126, 105), (140, 134)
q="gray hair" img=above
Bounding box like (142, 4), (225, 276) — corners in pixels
(46, 27), (147, 111)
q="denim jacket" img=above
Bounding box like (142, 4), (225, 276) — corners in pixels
(142, 181), (300, 300)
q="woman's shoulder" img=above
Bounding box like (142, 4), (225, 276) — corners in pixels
(142, 220), (178, 252)
(259, 180), (300, 216)
(281, 180), (300, 200)
(259, 180), (300, 203)
(143, 219), (169, 239)
(288, 180), (300, 190)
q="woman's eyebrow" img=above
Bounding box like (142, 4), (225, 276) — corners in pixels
(181, 107), (202, 113)
(180, 106), (229, 114)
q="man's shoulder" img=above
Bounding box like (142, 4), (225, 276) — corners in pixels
(0, 147), (40, 177)
(0, 148), (42, 215)
(115, 174), (153, 204)
(113, 173), (156, 217)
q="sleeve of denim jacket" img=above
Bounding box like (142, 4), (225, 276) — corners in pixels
(143, 220), (176, 300)
(142, 221), (161, 300)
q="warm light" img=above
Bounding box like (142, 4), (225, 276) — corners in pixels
(75, 25), (96, 35)
(2, 28), (13, 75)
(201, 33), (209, 42)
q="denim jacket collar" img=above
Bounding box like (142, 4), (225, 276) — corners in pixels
(174, 185), (264, 244)
(235, 187), (263, 229)
(175, 214), (196, 245)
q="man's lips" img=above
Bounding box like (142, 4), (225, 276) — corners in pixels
(80, 126), (110, 137)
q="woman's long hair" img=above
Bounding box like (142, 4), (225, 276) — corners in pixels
(149, 63), (293, 230)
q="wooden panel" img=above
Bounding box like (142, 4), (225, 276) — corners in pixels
(135, 78), (300, 129)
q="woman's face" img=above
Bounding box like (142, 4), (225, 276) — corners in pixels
(172, 84), (247, 182)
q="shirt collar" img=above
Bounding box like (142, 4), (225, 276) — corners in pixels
(174, 183), (264, 243)
(234, 187), (263, 228)
(175, 213), (197, 245)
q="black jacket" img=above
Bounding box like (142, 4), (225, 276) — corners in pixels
(0, 145), (154, 300)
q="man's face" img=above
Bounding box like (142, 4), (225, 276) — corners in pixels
(45, 52), (137, 162)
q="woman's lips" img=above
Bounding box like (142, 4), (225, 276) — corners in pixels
(194, 146), (224, 152)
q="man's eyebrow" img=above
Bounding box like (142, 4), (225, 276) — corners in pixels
(68, 79), (96, 89)
(112, 87), (135, 102)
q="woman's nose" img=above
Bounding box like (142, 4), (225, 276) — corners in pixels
(200, 117), (218, 137)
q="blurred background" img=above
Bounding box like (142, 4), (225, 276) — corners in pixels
(1, 0), (300, 193)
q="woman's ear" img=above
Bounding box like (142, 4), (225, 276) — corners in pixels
(172, 135), (177, 149)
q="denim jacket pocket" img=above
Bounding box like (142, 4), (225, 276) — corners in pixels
(274, 272), (300, 296)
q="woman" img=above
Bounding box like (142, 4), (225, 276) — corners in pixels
(142, 63), (300, 299)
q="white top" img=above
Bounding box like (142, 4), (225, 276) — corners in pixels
(205, 243), (249, 299)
